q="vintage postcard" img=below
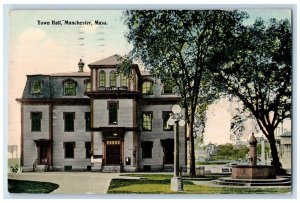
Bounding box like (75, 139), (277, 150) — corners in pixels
(7, 8), (292, 196)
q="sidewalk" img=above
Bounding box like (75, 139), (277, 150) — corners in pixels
(8, 172), (129, 194)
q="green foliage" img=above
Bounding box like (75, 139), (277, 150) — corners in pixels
(123, 10), (248, 175)
(257, 142), (271, 157)
(8, 158), (20, 173)
(8, 179), (59, 193)
(120, 174), (173, 180)
(213, 18), (291, 136)
(214, 144), (249, 160)
(211, 17), (291, 172)
(8, 158), (20, 167)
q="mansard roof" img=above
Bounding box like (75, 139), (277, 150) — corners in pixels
(49, 71), (90, 77)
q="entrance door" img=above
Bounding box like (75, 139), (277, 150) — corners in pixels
(39, 144), (48, 164)
(105, 140), (121, 165)
(162, 139), (174, 164)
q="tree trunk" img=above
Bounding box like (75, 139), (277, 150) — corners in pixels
(189, 112), (196, 177)
(267, 130), (285, 174)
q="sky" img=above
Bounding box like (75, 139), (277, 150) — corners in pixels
(8, 9), (292, 151)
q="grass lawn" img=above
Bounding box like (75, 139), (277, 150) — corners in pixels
(8, 179), (59, 193)
(108, 174), (291, 194)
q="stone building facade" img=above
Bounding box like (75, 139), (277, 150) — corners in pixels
(17, 55), (186, 172)
(278, 131), (291, 172)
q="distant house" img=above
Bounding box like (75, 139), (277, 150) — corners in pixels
(16, 55), (186, 172)
(195, 149), (208, 162)
(206, 143), (218, 156)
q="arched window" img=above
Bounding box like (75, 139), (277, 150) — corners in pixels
(142, 80), (153, 95)
(99, 70), (106, 87)
(110, 71), (117, 87)
(63, 79), (77, 96)
(84, 80), (91, 92)
(120, 74), (128, 88)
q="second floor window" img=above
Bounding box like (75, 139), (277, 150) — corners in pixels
(64, 112), (75, 132)
(108, 102), (118, 124)
(162, 111), (173, 131)
(142, 81), (153, 95)
(110, 71), (117, 87)
(99, 70), (106, 87)
(31, 80), (42, 94)
(163, 83), (174, 94)
(142, 112), (152, 131)
(64, 80), (76, 96)
(31, 112), (42, 131)
(85, 112), (91, 131)
(121, 74), (128, 87)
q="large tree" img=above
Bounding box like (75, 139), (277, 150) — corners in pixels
(122, 10), (247, 176)
(212, 18), (292, 173)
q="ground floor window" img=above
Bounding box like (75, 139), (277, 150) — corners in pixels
(64, 142), (75, 159)
(141, 141), (153, 159)
(85, 112), (91, 131)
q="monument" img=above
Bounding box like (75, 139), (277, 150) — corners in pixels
(231, 133), (276, 179)
(214, 133), (291, 186)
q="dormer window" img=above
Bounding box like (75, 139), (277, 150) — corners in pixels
(142, 81), (153, 95)
(110, 71), (117, 87)
(84, 80), (91, 92)
(121, 74), (128, 88)
(99, 70), (106, 87)
(63, 79), (77, 96)
(31, 80), (42, 94)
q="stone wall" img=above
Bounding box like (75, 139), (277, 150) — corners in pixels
(22, 104), (50, 168)
(138, 104), (186, 171)
(52, 105), (91, 171)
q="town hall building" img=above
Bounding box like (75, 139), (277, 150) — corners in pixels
(16, 55), (186, 172)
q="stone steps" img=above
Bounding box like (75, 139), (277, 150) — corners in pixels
(163, 164), (174, 172)
(213, 177), (291, 187)
(102, 165), (122, 173)
(34, 165), (50, 172)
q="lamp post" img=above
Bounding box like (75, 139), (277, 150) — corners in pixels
(167, 104), (185, 192)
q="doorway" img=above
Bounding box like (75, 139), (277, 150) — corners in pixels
(39, 143), (49, 165)
(105, 140), (121, 165)
(161, 139), (174, 164)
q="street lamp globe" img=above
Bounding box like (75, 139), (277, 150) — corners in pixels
(179, 120), (185, 127)
(172, 104), (181, 114)
(167, 118), (175, 126)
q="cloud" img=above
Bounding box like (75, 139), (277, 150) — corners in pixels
(18, 28), (46, 45)
(11, 27), (71, 75)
